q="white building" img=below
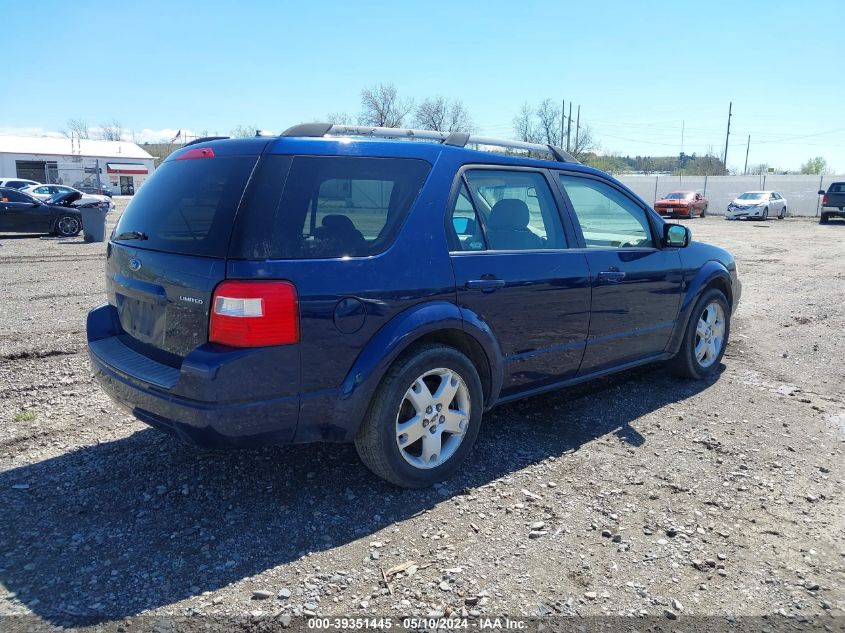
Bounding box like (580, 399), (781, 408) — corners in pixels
(0, 135), (155, 195)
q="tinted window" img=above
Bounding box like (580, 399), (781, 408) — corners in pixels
(448, 182), (486, 252)
(1, 189), (34, 203)
(233, 156), (430, 259)
(113, 155), (258, 257)
(558, 175), (654, 248)
(463, 170), (566, 250)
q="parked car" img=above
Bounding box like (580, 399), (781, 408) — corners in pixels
(22, 184), (113, 209)
(73, 182), (114, 197)
(0, 177), (40, 189)
(0, 187), (83, 237)
(86, 124), (741, 488)
(654, 191), (708, 218)
(818, 182), (845, 224)
(725, 191), (787, 220)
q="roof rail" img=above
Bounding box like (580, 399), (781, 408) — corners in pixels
(184, 136), (229, 147)
(279, 123), (579, 164)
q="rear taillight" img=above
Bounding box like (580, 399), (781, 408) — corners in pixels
(209, 281), (298, 347)
(176, 147), (215, 160)
(822, 194), (829, 205)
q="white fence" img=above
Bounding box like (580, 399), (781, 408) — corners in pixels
(616, 174), (843, 217)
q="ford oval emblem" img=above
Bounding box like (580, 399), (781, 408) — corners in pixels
(128, 258), (142, 272)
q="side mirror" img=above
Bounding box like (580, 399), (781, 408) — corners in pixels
(664, 223), (690, 248)
(818, 190), (825, 195)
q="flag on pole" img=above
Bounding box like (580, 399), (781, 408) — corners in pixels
(169, 130), (181, 143)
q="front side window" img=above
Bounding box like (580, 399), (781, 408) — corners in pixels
(558, 175), (654, 249)
(462, 170), (566, 250)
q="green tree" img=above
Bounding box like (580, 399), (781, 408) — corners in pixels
(800, 156), (830, 175)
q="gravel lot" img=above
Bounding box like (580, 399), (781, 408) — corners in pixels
(1, 202), (843, 629)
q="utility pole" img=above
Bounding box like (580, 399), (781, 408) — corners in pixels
(560, 99), (565, 148)
(681, 120), (684, 155)
(574, 105), (581, 152)
(723, 101), (732, 172)
(566, 102), (572, 152)
(743, 135), (751, 175)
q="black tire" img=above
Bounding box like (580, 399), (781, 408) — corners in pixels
(778, 206), (786, 219)
(700, 205), (707, 218)
(355, 343), (484, 488)
(762, 207), (769, 220)
(820, 213), (829, 224)
(669, 288), (730, 380)
(54, 215), (81, 237)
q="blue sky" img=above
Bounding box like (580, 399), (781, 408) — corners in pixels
(1, 0), (843, 171)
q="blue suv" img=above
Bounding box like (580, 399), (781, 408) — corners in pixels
(87, 124), (741, 488)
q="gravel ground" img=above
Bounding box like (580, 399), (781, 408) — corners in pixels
(0, 204), (843, 630)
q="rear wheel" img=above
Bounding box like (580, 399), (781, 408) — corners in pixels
(669, 288), (730, 380)
(820, 212), (830, 224)
(700, 205), (708, 218)
(778, 206), (786, 219)
(355, 343), (483, 488)
(54, 215), (81, 237)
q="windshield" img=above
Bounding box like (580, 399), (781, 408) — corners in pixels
(663, 192), (692, 200)
(738, 192), (766, 200)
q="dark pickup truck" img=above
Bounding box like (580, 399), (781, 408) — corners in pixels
(819, 182), (845, 223)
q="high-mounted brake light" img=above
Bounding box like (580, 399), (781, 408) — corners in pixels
(176, 147), (215, 160)
(209, 281), (298, 347)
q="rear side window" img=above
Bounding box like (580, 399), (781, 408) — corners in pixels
(232, 156), (430, 259)
(112, 155), (258, 257)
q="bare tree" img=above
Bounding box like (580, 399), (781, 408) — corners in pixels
(62, 118), (90, 139)
(535, 99), (561, 146)
(414, 97), (475, 133)
(230, 125), (260, 138)
(512, 102), (539, 143)
(570, 124), (597, 161)
(326, 112), (353, 125)
(359, 83), (414, 128)
(99, 119), (124, 141)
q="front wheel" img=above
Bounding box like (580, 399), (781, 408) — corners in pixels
(54, 215), (81, 237)
(355, 343), (483, 488)
(669, 288), (730, 379)
(762, 207), (769, 220)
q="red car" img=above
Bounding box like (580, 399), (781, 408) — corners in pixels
(654, 191), (708, 218)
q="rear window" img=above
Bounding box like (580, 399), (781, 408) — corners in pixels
(231, 155), (430, 259)
(112, 155), (258, 257)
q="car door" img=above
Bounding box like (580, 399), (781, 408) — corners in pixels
(448, 167), (591, 396)
(0, 189), (45, 232)
(555, 173), (684, 375)
(694, 193), (704, 214)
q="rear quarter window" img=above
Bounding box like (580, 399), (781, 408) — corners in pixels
(112, 155), (258, 257)
(232, 156), (430, 259)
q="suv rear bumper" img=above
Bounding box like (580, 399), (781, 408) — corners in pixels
(87, 304), (300, 448)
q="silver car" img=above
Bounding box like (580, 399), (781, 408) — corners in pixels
(21, 184), (113, 210)
(725, 191), (787, 220)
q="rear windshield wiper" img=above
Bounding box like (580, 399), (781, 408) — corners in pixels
(114, 230), (148, 241)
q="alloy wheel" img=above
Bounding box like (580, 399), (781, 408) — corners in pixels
(694, 302), (726, 368)
(57, 216), (79, 237)
(395, 368), (470, 469)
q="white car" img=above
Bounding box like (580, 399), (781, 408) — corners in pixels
(725, 191), (787, 220)
(21, 184), (113, 209)
(0, 177), (40, 189)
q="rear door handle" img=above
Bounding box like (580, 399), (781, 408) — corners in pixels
(466, 278), (506, 291)
(597, 270), (626, 284)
